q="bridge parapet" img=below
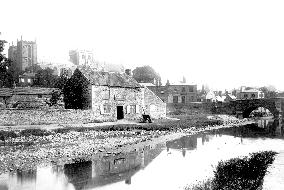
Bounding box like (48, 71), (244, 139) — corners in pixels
(231, 98), (284, 119)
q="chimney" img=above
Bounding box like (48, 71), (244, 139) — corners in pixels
(125, 69), (131, 76)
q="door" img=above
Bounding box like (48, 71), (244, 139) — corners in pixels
(117, 106), (124, 120)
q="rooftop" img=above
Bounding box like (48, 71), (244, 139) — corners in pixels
(0, 87), (59, 96)
(77, 65), (141, 88)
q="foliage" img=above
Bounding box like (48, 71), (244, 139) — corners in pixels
(33, 67), (59, 87)
(0, 38), (13, 87)
(19, 128), (52, 137)
(49, 90), (61, 106)
(25, 64), (42, 73)
(54, 74), (68, 89)
(132, 65), (162, 86)
(63, 69), (90, 109)
(186, 151), (277, 190)
(259, 86), (277, 98)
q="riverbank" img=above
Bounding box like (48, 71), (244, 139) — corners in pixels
(0, 114), (252, 174)
(185, 151), (277, 190)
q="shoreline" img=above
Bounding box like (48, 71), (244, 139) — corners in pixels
(0, 114), (254, 174)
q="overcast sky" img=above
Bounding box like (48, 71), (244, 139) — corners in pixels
(1, 0), (284, 91)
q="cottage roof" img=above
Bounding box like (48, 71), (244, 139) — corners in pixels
(139, 83), (155, 87)
(77, 66), (141, 88)
(227, 94), (236, 100)
(205, 91), (216, 100)
(19, 72), (36, 77)
(0, 87), (58, 96)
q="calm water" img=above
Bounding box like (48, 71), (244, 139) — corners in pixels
(0, 118), (284, 190)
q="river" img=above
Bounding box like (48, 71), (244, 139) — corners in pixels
(0, 118), (283, 190)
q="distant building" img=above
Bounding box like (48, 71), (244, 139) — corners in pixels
(237, 89), (264, 99)
(205, 91), (217, 102)
(143, 82), (198, 104)
(8, 37), (37, 72)
(69, 49), (96, 67)
(224, 93), (236, 102)
(18, 72), (36, 86)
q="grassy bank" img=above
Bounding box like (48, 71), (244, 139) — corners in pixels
(185, 151), (277, 190)
(0, 114), (248, 174)
(0, 114), (222, 142)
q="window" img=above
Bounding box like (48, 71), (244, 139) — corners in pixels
(101, 104), (111, 114)
(102, 88), (110, 100)
(188, 86), (194, 92)
(115, 92), (126, 100)
(251, 94), (256, 98)
(244, 94), (248, 98)
(27, 78), (31, 83)
(182, 87), (185, 92)
(20, 78), (24, 83)
(130, 105), (136, 114)
(173, 96), (178, 103)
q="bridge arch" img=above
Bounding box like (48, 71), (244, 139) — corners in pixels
(243, 105), (278, 118)
(233, 98), (282, 119)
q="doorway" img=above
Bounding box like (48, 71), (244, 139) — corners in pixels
(117, 106), (124, 120)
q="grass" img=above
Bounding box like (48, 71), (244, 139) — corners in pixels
(185, 151), (277, 190)
(0, 114), (223, 144)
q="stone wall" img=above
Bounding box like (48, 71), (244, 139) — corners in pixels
(0, 109), (108, 126)
(91, 86), (143, 120)
(142, 87), (166, 119)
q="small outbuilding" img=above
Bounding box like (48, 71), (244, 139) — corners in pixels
(63, 65), (166, 120)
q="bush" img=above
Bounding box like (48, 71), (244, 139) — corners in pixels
(186, 151), (277, 190)
(19, 129), (52, 137)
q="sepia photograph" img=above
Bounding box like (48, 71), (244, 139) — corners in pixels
(0, 0), (284, 189)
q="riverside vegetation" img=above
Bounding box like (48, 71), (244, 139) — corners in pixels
(185, 151), (277, 190)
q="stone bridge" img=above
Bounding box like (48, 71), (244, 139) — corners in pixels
(229, 97), (284, 119)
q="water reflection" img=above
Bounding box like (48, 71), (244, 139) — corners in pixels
(215, 119), (284, 139)
(0, 119), (284, 190)
(0, 144), (164, 190)
(166, 136), (197, 157)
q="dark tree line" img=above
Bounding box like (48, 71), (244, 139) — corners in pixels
(132, 65), (162, 86)
(0, 39), (13, 87)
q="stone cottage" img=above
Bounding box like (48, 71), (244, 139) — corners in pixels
(64, 66), (166, 120)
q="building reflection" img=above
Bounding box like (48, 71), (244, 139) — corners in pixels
(0, 169), (37, 190)
(166, 135), (198, 157)
(201, 134), (211, 145)
(63, 144), (164, 190)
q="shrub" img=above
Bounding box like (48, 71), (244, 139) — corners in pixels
(19, 129), (52, 137)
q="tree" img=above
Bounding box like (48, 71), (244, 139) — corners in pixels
(25, 64), (42, 73)
(33, 67), (58, 87)
(0, 37), (14, 87)
(259, 86), (277, 98)
(54, 71), (69, 90)
(132, 65), (161, 86)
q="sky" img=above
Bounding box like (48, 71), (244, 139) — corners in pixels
(1, 0), (284, 91)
